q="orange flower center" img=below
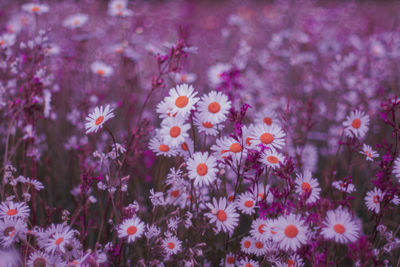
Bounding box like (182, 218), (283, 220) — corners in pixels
(208, 102), (221, 114)
(270, 229), (277, 235)
(227, 256), (235, 264)
(6, 209), (17, 216)
(244, 200), (254, 207)
(258, 224), (266, 234)
(301, 182), (311, 193)
(127, 226), (137, 235)
(180, 74), (187, 82)
(181, 142), (188, 151)
(333, 223), (345, 234)
(267, 155), (279, 164)
(260, 133), (274, 145)
(352, 118), (361, 129)
(228, 195), (234, 202)
(246, 137), (252, 146)
(284, 224), (298, 238)
(288, 259), (295, 267)
(73, 19), (80, 25)
(55, 237), (64, 245)
(230, 143), (242, 153)
(196, 163), (208, 176)
(202, 121), (213, 128)
(263, 117), (272, 125)
(95, 116), (104, 125)
(245, 264), (253, 267)
(217, 210), (227, 222)
(175, 96), (189, 108)
(255, 241), (263, 249)
(167, 242), (175, 249)
(32, 6), (40, 12)
(170, 190), (179, 198)
(365, 151), (372, 157)
(97, 69), (105, 76)
(243, 240), (251, 248)
(373, 195), (379, 203)
(159, 144), (169, 152)
(169, 126), (181, 138)
(0, 40), (4, 46)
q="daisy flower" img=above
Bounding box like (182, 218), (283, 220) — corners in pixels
(163, 84), (199, 118)
(359, 144), (379, 161)
(242, 124), (256, 149)
(0, 201), (30, 220)
(250, 124), (286, 150)
(321, 208), (360, 244)
(117, 216), (145, 243)
(294, 170), (321, 204)
(207, 63), (231, 87)
(332, 180), (356, 193)
(273, 214), (308, 251)
(90, 61), (114, 77)
(274, 254), (304, 267)
(108, 0), (133, 17)
(365, 187), (384, 214)
(193, 116), (224, 136)
(235, 192), (256, 215)
(253, 240), (269, 256)
(259, 149), (285, 169)
(162, 235), (182, 256)
(237, 257), (259, 267)
(44, 226), (76, 254)
(148, 136), (179, 157)
(197, 91), (231, 124)
(159, 117), (190, 147)
(26, 252), (53, 267)
(342, 110), (370, 139)
(22, 3), (49, 14)
(220, 253), (236, 267)
(392, 157), (400, 182)
(240, 236), (255, 254)
(255, 108), (279, 126)
(0, 33), (16, 48)
(84, 105), (114, 134)
(205, 198), (239, 234)
(211, 136), (247, 162)
(250, 218), (271, 242)
(62, 13), (89, 29)
(0, 217), (27, 247)
(174, 72), (197, 84)
(187, 152), (218, 187)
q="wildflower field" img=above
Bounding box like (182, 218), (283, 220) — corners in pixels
(1, 0), (400, 266)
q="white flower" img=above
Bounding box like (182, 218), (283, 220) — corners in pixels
(0, 217), (27, 247)
(187, 152), (218, 187)
(193, 115), (224, 136)
(359, 144), (379, 161)
(22, 3), (49, 14)
(159, 117), (191, 148)
(211, 136), (246, 162)
(84, 105), (115, 134)
(162, 235), (182, 256)
(365, 188), (384, 214)
(294, 170), (321, 204)
(205, 198), (239, 234)
(250, 124), (286, 150)
(392, 157), (400, 182)
(162, 84), (199, 118)
(342, 110), (369, 139)
(90, 61), (114, 77)
(148, 136), (179, 157)
(207, 63), (231, 87)
(235, 192), (256, 215)
(273, 214), (308, 251)
(321, 208), (360, 244)
(174, 72), (197, 84)
(259, 149), (285, 169)
(0, 201), (30, 220)
(197, 91), (231, 124)
(117, 217), (145, 243)
(62, 13), (89, 29)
